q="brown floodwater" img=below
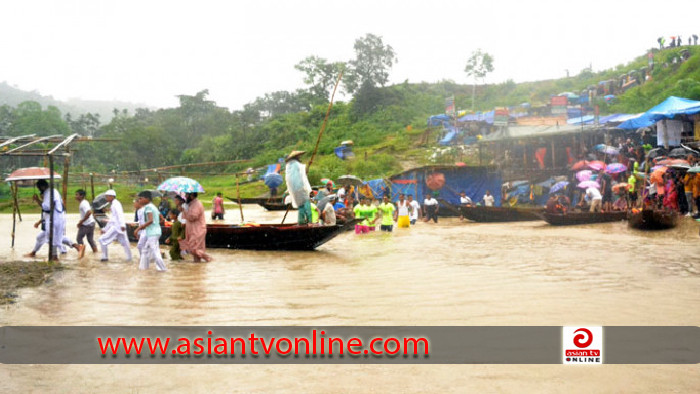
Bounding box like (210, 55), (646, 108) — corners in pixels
(1, 206), (699, 392)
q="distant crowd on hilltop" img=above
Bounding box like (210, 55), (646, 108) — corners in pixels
(657, 34), (698, 49)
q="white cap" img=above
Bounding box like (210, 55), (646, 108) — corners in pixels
(105, 189), (117, 197)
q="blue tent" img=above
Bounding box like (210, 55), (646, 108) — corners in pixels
(390, 166), (502, 206)
(427, 114), (451, 126)
(618, 96), (700, 129)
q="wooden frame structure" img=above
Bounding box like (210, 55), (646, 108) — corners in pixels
(1, 134), (80, 260)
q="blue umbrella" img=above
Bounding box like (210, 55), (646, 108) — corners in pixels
(264, 173), (283, 188)
(549, 181), (569, 194)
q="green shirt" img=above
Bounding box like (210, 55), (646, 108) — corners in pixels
(310, 202), (319, 224)
(364, 204), (377, 226)
(143, 203), (162, 237)
(378, 202), (395, 225)
(627, 174), (636, 192)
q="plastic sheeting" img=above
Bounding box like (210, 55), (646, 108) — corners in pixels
(618, 96), (700, 129)
(284, 161), (311, 208)
(390, 166), (502, 207)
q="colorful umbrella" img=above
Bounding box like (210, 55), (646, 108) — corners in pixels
(156, 177), (205, 194)
(605, 163), (627, 174)
(571, 160), (588, 171)
(587, 161), (606, 171)
(577, 181), (600, 189)
(594, 144), (619, 155)
(320, 178), (334, 187)
(576, 170), (592, 182)
(549, 181), (569, 194)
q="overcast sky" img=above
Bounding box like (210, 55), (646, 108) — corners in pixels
(1, 0), (698, 111)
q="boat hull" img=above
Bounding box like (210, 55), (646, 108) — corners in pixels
(126, 220), (355, 250)
(628, 210), (678, 230)
(541, 211), (627, 226)
(461, 206), (544, 222)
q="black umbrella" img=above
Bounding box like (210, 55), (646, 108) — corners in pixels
(668, 147), (689, 158)
(646, 147), (666, 160)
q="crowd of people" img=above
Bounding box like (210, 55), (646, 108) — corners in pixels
(25, 181), (212, 270)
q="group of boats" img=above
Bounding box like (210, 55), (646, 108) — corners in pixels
(455, 203), (680, 230)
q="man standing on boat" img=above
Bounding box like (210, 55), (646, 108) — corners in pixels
(284, 150), (312, 225)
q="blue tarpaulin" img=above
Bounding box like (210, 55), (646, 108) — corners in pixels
(618, 96), (700, 129)
(334, 145), (355, 160)
(427, 114), (451, 126)
(458, 111), (495, 124)
(364, 179), (388, 198)
(390, 166), (502, 206)
(439, 130), (458, 146)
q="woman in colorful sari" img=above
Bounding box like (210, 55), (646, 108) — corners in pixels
(179, 192), (212, 262)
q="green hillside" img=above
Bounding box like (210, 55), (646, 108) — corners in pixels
(2, 45), (699, 210)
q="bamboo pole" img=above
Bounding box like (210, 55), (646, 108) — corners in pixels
(62, 149), (70, 207)
(236, 174), (244, 222)
(48, 154), (56, 262)
(11, 182), (17, 248)
(90, 173), (95, 201)
(306, 71), (343, 174)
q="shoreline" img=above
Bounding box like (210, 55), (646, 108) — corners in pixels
(0, 260), (65, 305)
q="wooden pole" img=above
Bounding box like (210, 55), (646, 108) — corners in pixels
(11, 182), (17, 248)
(12, 180), (22, 222)
(306, 71), (343, 174)
(236, 174), (244, 222)
(90, 173), (95, 201)
(48, 154), (56, 262)
(62, 149), (70, 208)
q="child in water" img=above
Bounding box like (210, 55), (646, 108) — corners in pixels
(165, 208), (183, 260)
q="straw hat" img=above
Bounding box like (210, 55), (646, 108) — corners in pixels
(285, 150), (305, 162)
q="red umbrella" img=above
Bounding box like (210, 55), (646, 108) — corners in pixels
(5, 167), (62, 182)
(571, 160), (588, 171)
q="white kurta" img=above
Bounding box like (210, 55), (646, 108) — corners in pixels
(40, 188), (66, 247)
(99, 198), (132, 261)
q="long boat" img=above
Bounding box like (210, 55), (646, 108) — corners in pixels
(126, 219), (357, 251)
(460, 206), (544, 222)
(540, 211), (627, 226)
(628, 209), (679, 230)
(260, 201), (294, 211)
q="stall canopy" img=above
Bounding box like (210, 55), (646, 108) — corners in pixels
(618, 96), (700, 129)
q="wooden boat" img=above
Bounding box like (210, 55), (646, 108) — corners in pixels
(260, 201), (295, 211)
(126, 219), (357, 251)
(460, 206), (544, 222)
(628, 209), (679, 230)
(541, 211), (627, 226)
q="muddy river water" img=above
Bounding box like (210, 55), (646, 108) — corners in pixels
(1, 207), (699, 392)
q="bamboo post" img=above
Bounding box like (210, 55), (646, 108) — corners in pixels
(12, 180), (22, 222)
(90, 173), (95, 201)
(11, 182), (17, 248)
(48, 154), (56, 261)
(236, 174), (244, 222)
(62, 149), (70, 208)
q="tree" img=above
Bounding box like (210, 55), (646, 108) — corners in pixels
(464, 49), (495, 110)
(294, 56), (346, 102)
(344, 33), (397, 94)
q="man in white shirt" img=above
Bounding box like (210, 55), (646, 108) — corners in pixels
(407, 195), (421, 225)
(459, 191), (473, 221)
(75, 189), (97, 256)
(586, 187), (603, 212)
(24, 179), (81, 259)
(98, 189), (133, 262)
(423, 193), (439, 223)
(482, 190), (495, 207)
(321, 195), (337, 225)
